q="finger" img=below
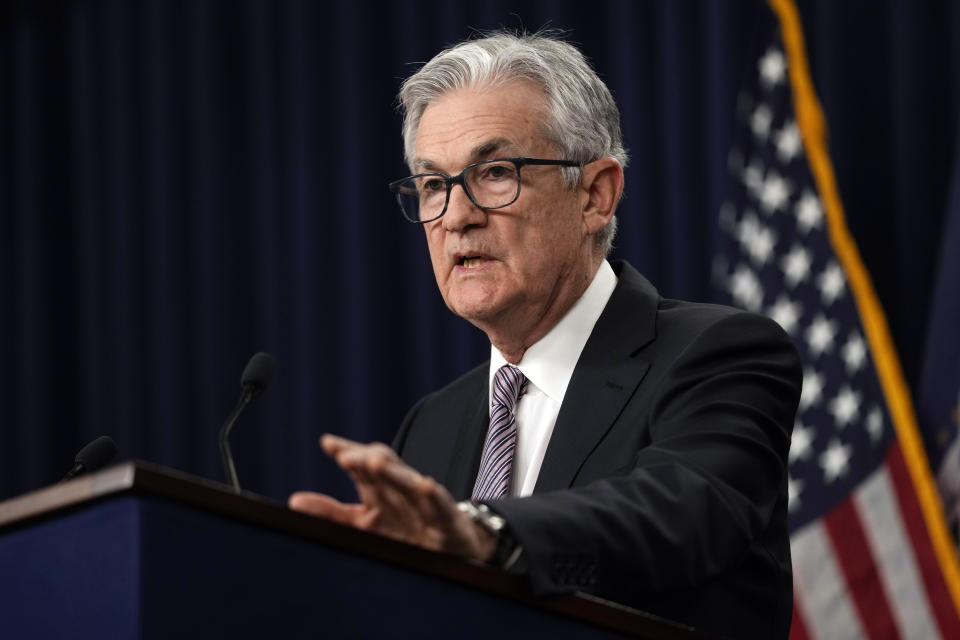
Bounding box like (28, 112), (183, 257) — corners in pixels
(316, 439), (443, 538)
(311, 437), (388, 513)
(342, 445), (399, 472)
(340, 462), (420, 523)
(344, 465), (389, 507)
(287, 491), (369, 527)
(360, 456), (433, 508)
(288, 491), (348, 514)
(370, 454), (424, 489)
(311, 437), (394, 513)
(320, 433), (359, 456)
(374, 463), (450, 524)
(321, 434), (396, 458)
(325, 439), (399, 476)
(353, 463), (425, 523)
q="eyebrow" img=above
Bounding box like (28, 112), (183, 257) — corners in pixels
(414, 138), (518, 173)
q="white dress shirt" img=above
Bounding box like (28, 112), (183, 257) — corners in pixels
(488, 260), (618, 497)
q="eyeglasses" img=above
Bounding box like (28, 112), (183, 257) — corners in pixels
(388, 157), (581, 224)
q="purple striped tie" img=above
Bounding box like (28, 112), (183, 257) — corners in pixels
(472, 365), (529, 501)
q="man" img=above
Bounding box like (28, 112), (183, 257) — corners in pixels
(290, 31), (801, 639)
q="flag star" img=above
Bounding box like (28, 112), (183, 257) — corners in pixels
(828, 385), (861, 428)
(780, 244), (812, 287)
(773, 120), (802, 162)
(759, 171), (792, 214)
(842, 332), (867, 374)
(751, 225), (778, 265)
(817, 261), (846, 305)
(788, 474), (803, 512)
(751, 103), (773, 140)
(743, 158), (765, 196)
(865, 407), (884, 442)
(729, 264), (764, 311)
(790, 420), (815, 462)
(820, 439), (852, 483)
(737, 213), (777, 265)
(759, 47), (787, 89)
(805, 314), (838, 358)
(767, 295), (803, 335)
(795, 189), (823, 234)
(799, 367), (824, 411)
(735, 212), (758, 246)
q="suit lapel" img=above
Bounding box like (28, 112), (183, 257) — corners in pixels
(444, 373), (491, 500)
(534, 262), (659, 493)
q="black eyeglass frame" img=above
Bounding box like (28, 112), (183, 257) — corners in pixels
(388, 157), (581, 224)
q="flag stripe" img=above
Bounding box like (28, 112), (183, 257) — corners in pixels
(789, 599), (810, 640)
(768, 0), (960, 613)
(824, 494), (902, 639)
(886, 444), (960, 638)
(792, 520), (866, 639)
(855, 463), (940, 639)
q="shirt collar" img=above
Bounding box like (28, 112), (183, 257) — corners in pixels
(489, 260), (618, 405)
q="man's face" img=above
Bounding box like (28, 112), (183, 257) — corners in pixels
(414, 82), (595, 344)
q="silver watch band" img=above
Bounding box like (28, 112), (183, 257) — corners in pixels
(457, 500), (523, 570)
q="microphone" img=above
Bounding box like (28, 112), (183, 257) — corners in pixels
(219, 352), (276, 493)
(62, 436), (118, 481)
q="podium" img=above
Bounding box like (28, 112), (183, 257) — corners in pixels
(0, 462), (713, 639)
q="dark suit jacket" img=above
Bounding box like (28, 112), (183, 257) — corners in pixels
(393, 260), (801, 640)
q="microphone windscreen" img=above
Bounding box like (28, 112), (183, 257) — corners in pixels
(75, 436), (118, 472)
(241, 352), (276, 393)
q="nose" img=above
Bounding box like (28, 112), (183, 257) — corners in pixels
(441, 183), (487, 232)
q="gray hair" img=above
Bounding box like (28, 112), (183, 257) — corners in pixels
(398, 31), (628, 254)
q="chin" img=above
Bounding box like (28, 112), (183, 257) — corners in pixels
(445, 293), (504, 325)
(448, 301), (495, 324)
(442, 276), (523, 324)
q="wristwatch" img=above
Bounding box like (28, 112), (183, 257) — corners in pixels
(457, 501), (523, 570)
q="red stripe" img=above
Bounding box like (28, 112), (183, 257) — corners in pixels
(789, 598), (809, 640)
(823, 495), (902, 639)
(886, 443), (960, 637)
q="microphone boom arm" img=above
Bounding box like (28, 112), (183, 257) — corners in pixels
(218, 390), (254, 493)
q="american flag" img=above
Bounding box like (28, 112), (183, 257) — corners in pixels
(712, 2), (960, 638)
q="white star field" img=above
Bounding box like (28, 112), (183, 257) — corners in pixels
(715, 43), (894, 528)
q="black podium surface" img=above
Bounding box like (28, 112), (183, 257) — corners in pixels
(0, 462), (713, 639)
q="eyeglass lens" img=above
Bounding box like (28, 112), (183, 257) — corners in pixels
(396, 160), (521, 222)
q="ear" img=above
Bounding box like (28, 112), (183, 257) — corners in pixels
(579, 158), (624, 236)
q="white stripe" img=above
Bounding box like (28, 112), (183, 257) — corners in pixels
(792, 520), (867, 640)
(854, 466), (941, 640)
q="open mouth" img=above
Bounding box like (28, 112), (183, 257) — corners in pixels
(459, 256), (486, 268)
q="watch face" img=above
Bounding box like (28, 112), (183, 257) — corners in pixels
(457, 501), (505, 533)
(484, 513), (507, 533)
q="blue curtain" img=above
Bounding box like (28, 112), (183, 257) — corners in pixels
(2, 0), (958, 503)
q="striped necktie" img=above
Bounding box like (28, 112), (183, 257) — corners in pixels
(472, 364), (529, 500)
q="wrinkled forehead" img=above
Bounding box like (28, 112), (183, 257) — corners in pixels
(411, 81), (554, 173)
